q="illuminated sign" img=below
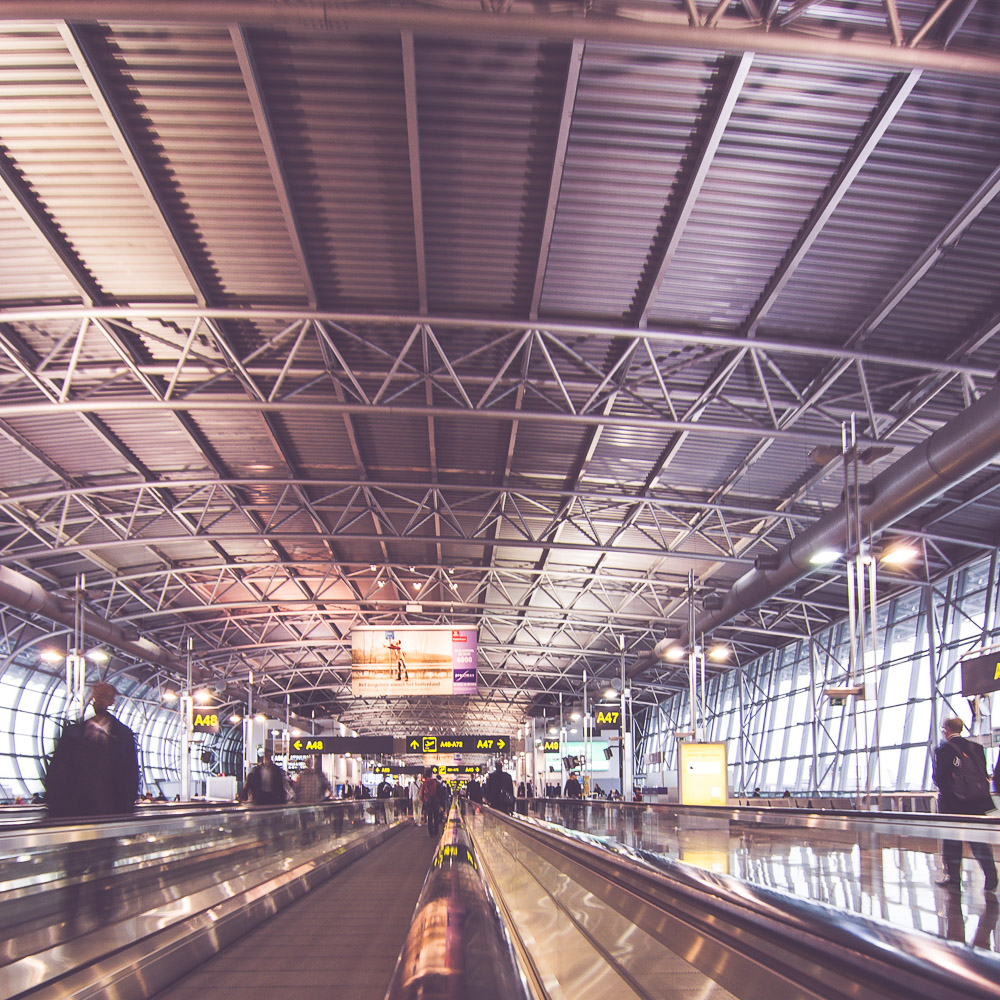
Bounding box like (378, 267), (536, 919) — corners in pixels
(436, 765), (482, 775)
(961, 651), (1000, 697)
(543, 739), (560, 753)
(191, 711), (220, 734)
(287, 736), (394, 755)
(678, 742), (728, 807)
(351, 626), (479, 697)
(407, 735), (508, 754)
(595, 710), (621, 729)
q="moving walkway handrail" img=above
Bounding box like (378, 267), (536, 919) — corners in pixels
(523, 796), (1000, 843)
(485, 809), (1000, 1000)
(385, 802), (536, 1000)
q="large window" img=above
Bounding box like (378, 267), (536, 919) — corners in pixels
(0, 640), (233, 802)
(642, 551), (1000, 796)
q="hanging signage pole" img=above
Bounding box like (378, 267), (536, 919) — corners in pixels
(180, 637), (193, 802)
(688, 570), (698, 742)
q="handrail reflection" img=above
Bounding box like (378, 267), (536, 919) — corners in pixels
(385, 801), (536, 1000)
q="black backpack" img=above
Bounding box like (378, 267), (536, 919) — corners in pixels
(951, 742), (990, 803)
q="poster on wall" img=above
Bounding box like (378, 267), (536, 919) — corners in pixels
(350, 626), (478, 696)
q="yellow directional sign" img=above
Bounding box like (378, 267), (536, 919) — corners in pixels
(289, 737), (329, 754)
(407, 735), (511, 754)
(595, 710), (621, 728)
(191, 711), (220, 734)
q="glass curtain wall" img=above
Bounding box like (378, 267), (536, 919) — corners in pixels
(641, 551), (1000, 796)
(0, 635), (233, 802)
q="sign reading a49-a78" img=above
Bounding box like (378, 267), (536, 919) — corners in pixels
(407, 735), (509, 754)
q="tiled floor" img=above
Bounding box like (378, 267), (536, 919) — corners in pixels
(154, 825), (438, 999)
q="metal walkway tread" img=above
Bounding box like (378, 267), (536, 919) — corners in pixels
(153, 824), (438, 1000)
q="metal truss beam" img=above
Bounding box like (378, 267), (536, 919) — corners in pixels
(0, 308), (989, 382)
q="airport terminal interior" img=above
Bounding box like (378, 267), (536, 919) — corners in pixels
(2, 1), (1000, 997)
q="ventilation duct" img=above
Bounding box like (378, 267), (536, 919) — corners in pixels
(0, 565), (184, 672)
(632, 381), (1000, 679)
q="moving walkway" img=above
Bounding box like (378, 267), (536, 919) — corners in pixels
(4, 800), (999, 999)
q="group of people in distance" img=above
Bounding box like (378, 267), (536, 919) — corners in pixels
(36, 682), (1000, 898)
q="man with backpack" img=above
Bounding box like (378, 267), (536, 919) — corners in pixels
(932, 716), (997, 892)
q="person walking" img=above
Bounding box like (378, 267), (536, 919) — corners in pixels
(409, 777), (422, 824)
(45, 681), (140, 819)
(375, 774), (393, 824)
(932, 716), (997, 892)
(44, 681), (140, 924)
(421, 767), (444, 836)
(294, 756), (332, 804)
(240, 749), (289, 806)
(485, 760), (514, 814)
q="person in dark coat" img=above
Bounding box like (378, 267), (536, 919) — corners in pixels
(240, 749), (288, 806)
(932, 716), (997, 892)
(44, 681), (140, 925)
(467, 777), (483, 804)
(484, 760), (514, 813)
(45, 682), (139, 819)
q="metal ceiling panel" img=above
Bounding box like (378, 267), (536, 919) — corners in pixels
(0, 202), (78, 303)
(0, 24), (193, 302)
(542, 44), (715, 320)
(417, 36), (571, 317)
(763, 72), (1000, 346)
(247, 29), (418, 312)
(651, 55), (895, 333)
(3, 411), (133, 481)
(865, 197), (1000, 362)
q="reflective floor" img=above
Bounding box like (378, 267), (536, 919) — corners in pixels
(522, 801), (1000, 953)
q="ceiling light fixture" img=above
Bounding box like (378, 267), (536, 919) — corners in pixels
(881, 543), (919, 566)
(809, 547), (841, 566)
(708, 645), (730, 662)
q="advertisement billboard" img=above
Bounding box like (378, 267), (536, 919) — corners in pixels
(350, 626), (478, 696)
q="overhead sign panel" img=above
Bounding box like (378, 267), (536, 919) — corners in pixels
(542, 739), (560, 754)
(406, 735), (509, 754)
(291, 736), (393, 755)
(961, 651), (1000, 696)
(351, 626), (478, 697)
